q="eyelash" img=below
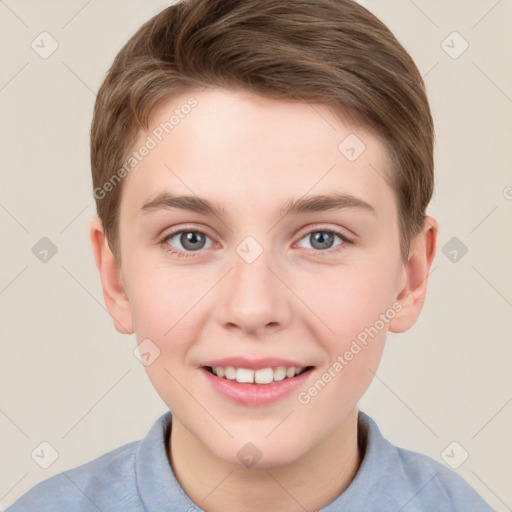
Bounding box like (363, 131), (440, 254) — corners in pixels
(159, 226), (353, 259)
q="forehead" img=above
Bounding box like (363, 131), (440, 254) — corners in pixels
(120, 87), (394, 221)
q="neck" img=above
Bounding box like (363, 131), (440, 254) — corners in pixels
(167, 409), (362, 512)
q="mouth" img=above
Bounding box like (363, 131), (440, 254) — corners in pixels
(203, 365), (315, 384)
(199, 357), (316, 406)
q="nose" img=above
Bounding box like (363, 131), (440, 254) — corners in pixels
(216, 243), (293, 336)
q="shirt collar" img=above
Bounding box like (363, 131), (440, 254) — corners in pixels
(133, 409), (389, 511)
(320, 410), (393, 510)
(134, 410), (202, 511)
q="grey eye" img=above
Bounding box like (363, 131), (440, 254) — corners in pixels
(166, 231), (213, 252)
(297, 230), (344, 251)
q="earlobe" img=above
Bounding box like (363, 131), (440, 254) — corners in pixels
(89, 216), (134, 335)
(388, 217), (438, 333)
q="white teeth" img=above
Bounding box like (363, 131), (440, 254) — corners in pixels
(236, 368), (254, 383)
(254, 368), (274, 384)
(210, 365), (306, 384)
(273, 367), (287, 381)
(224, 366), (236, 380)
(286, 367), (296, 378)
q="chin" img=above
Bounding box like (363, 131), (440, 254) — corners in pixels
(209, 433), (310, 470)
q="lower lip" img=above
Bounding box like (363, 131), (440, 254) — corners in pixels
(200, 367), (314, 406)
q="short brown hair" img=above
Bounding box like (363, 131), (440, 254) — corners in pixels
(90, 0), (434, 263)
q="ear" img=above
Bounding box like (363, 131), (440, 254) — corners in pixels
(388, 216), (438, 333)
(89, 216), (134, 335)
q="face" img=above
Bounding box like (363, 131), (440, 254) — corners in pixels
(114, 87), (408, 467)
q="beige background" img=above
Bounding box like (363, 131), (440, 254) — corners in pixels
(1, 0), (511, 510)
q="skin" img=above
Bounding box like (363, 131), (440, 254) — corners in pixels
(90, 87), (437, 512)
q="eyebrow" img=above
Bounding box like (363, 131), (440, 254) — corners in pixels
(139, 191), (376, 219)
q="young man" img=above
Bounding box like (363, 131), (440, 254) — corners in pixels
(6, 0), (496, 510)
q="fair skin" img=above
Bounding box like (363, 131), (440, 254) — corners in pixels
(90, 87), (437, 512)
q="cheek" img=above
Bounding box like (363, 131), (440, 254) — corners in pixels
(127, 265), (203, 406)
(298, 258), (399, 347)
(128, 262), (205, 338)
(295, 266), (393, 417)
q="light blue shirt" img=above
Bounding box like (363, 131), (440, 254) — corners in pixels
(5, 410), (495, 511)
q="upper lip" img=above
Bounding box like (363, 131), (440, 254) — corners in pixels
(201, 357), (312, 370)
